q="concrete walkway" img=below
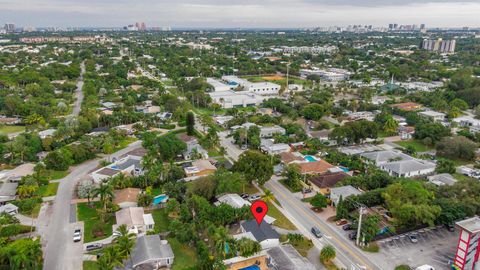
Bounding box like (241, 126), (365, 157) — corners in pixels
(15, 213), (37, 226)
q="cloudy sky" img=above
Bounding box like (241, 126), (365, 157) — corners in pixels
(1, 0), (480, 28)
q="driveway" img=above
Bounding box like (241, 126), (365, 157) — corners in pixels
(42, 141), (142, 270)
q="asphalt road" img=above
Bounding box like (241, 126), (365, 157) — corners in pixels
(266, 177), (382, 270)
(42, 141), (142, 270)
(71, 61), (85, 117)
(218, 131), (244, 161)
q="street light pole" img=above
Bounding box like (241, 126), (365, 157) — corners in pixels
(356, 206), (364, 246)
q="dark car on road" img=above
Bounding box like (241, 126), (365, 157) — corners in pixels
(311, 227), (323, 238)
(342, 224), (352, 231)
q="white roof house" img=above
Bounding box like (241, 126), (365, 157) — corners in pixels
(453, 116), (480, 133)
(0, 203), (18, 215)
(131, 235), (174, 269)
(115, 207), (154, 234)
(380, 159), (436, 178)
(360, 150), (413, 165)
(91, 155), (143, 183)
(427, 173), (457, 186)
(215, 194), (251, 208)
(209, 91), (267, 109)
(419, 110), (446, 122)
(38, 129), (56, 139)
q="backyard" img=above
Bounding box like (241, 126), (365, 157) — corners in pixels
(394, 139), (432, 152)
(0, 125), (25, 135)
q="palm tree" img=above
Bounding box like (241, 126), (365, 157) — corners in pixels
(96, 246), (124, 270)
(213, 226), (231, 259)
(93, 181), (114, 212)
(262, 189), (275, 203)
(113, 224), (136, 261)
(320, 245), (336, 263)
(383, 116), (399, 135)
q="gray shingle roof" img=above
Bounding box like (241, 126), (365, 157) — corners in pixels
(267, 245), (316, 270)
(380, 159), (435, 174)
(241, 220), (280, 242)
(360, 150), (412, 164)
(131, 235), (174, 268)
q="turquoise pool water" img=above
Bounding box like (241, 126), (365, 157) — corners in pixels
(340, 166), (349, 172)
(153, 194), (168, 205)
(304, 155), (317, 162)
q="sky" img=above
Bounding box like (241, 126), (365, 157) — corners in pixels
(1, 0), (480, 28)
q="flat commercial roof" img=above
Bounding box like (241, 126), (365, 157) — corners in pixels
(456, 217), (480, 234)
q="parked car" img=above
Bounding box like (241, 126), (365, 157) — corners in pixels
(302, 188), (312, 194)
(342, 224), (352, 231)
(408, 234), (418, 243)
(445, 223), (455, 232)
(86, 243), (103, 251)
(348, 232), (357, 240)
(336, 219), (348, 226)
(73, 229), (82, 242)
(248, 195), (261, 202)
(311, 227), (323, 238)
(240, 193), (249, 199)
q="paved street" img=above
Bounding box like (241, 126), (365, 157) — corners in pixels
(42, 140), (142, 270)
(266, 177), (382, 270)
(72, 61), (85, 117)
(218, 131), (244, 161)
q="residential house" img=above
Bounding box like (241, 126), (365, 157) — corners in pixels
(91, 155), (143, 183)
(309, 172), (350, 195)
(266, 245), (316, 270)
(0, 182), (18, 204)
(224, 253), (269, 270)
(260, 139), (291, 155)
(330, 185), (363, 206)
(213, 115), (234, 127)
(38, 128), (56, 139)
(278, 152), (304, 164)
(235, 220), (280, 250)
(259, 126), (286, 138)
(215, 193), (251, 208)
(0, 116), (21, 125)
(393, 115), (408, 126)
(427, 173), (457, 186)
(184, 159), (217, 178)
(360, 150), (413, 165)
(380, 159), (436, 177)
(130, 235), (174, 270)
(183, 141), (208, 160)
(390, 102), (423, 111)
(308, 129), (333, 142)
(114, 207), (154, 234)
(0, 203), (18, 215)
(114, 188), (141, 208)
(453, 116), (480, 133)
(296, 160), (334, 175)
(419, 110), (446, 122)
(0, 163), (35, 183)
(398, 126), (415, 140)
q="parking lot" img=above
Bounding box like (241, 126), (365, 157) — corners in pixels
(370, 226), (458, 270)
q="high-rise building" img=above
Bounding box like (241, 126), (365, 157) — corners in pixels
(422, 38), (456, 53)
(140, 22), (146, 31)
(4, 23), (15, 33)
(453, 217), (480, 270)
(420, 24), (426, 30)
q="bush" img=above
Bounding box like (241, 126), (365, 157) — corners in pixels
(12, 197), (42, 214)
(158, 124), (176, 130)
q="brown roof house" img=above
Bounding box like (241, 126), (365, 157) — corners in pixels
(296, 160), (334, 175)
(184, 159), (217, 178)
(390, 102), (423, 111)
(309, 172), (350, 195)
(279, 152), (304, 164)
(114, 188), (141, 209)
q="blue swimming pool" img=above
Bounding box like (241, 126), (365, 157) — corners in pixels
(153, 194), (169, 205)
(239, 265), (260, 270)
(304, 155), (317, 162)
(340, 166), (349, 172)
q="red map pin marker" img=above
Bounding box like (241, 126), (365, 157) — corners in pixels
(251, 200), (268, 225)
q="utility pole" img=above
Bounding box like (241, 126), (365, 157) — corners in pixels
(356, 206), (364, 246)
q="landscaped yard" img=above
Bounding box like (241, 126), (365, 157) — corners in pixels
(266, 202), (297, 230)
(77, 202), (114, 243)
(0, 125), (25, 135)
(280, 234), (313, 257)
(394, 139), (432, 152)
(150, 208), (170, 232)
(83, 261), (99, 270)
(113, 137), (138, 152)
(169, 237), (198, 270)
(48, 170), (69, 180)
(36, 182), (59, 197)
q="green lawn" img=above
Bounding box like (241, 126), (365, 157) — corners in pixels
(113, 137), (138, 152)
(0, 125), (25, 135)
(266, 202), (297, 230)
(169, 237), (198, 270)
(77, 202), (114, 243)
(83, 261), (99, 270)
(394, 139), (432, 152)
(280, 235), (313, 257)
(150, 208), (170, 232)
(453, 173), (476, 181)
(36, 182), (59, 197)
(48, 170), (69, 180)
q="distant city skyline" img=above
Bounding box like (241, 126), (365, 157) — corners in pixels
(1, 0), (480, 28)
